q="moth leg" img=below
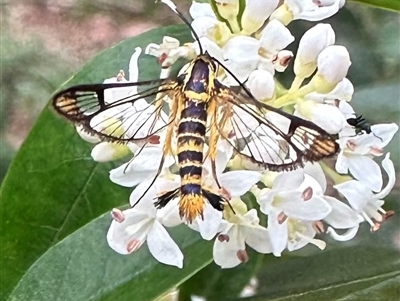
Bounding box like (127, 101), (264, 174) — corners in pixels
(132, 93), (179, 208)
(206, 99), (222, 188)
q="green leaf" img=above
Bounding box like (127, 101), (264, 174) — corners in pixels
(350, 0), (400, 12)
(179, 250), (263, 301)
(0, 24), (192, 301)
(8, 213), (213, 301)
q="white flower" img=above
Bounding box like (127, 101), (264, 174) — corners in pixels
(222, 21), (294, 83)
(107, 194), (183, 268)
(334, 153), (395, 232)
(213, 200), (272, 268)
(258, 169), (332, 256)
(294, 23), (335, 79)
(335, 123), (398, 192)
(146, 36), (195, 77)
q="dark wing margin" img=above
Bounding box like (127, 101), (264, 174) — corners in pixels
(52, 78), (181, 143)
(212, 73), (339, 172)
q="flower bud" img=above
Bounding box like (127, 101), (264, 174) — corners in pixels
(311, 45), (351, 93)
(91, 142), (130, 162)
(214, 0), (239, 22)
(270, 4), (294, 25)
(247, 69), (275, 101)
(295, 100), (347, 134)
(241, 0), (279, 34)
(294, 24), (335, 79)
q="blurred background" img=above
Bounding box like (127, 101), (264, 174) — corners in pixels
(0, 0), (190, 182)
(0, 0), (399, 183)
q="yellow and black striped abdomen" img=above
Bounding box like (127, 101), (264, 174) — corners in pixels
(177, 99), (207, 221)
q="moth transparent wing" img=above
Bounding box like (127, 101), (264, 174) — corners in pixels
(214, 83), (339, 171)
(52, 79), (180, 143)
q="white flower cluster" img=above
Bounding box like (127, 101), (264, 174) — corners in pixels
(78, 0), (398, 269)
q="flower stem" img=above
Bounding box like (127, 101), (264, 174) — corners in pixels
(289, 76), (304, 93)
(319, 161), (352, 185)
(228, 17), (241, 33)
(273, 83), (315, 108)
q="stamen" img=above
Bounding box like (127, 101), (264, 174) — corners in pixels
(116, 70), (125, 81)
(369, 146), (383, 156)
(111, 208), (125, 223)
(312, 221), (325, 234)
(157, 52), (168, 66)
(370, 222), (381, 233)
(302, 187), (313, 201)
(148, 135), (161, 145)
(277, 212), (287, 224)
(127, 239), (142, 253)
(218, 234), (230, 242)
(383, 210), (395, 220)
(362, 212), (375, 227)
(237, 250), (249, 263)
(346, 140), (356, 151)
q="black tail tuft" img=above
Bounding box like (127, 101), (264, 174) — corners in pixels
(202, 189), (225, 211)
(155, 188), (180, 209)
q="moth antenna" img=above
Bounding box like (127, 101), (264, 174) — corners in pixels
(157, 0), (203, 54)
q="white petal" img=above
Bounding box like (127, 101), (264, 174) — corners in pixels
(244, 225), (272, 253)
(106, 208), (152, 255)
(213, 226), (245, 268)
(191, 16), (219, 39)
(323, 196), (362, 228)
(316, 45), (351, 86)
(157, 198), (183, 227)
(371, 123), (399, 148)
(259, 20), (294, 55)
(279, 192), (332, 220)
(375, 153), (396, 199)
(273, 169), (305, 190)
(304, 162), (327, 192)
(241, 0), (279, 33)
(223, 36), (259, 82)
(335, 151), (349, 174)
(308, 103), (347, 134)
(296, 0), (341, 21)
(147, 221), (183, 268)
(334, 180), (371, 211)
(247, 69), (275, 100)
(326, 225), (359, 241)
(109, 163), (156, 187)
(128, 47), (142, 83)
(197, 202), (223, 240)
(219, 170), (261, 197)
(91, 142), (129, 162)
(267, 211), (288, 256)
(189, 1), (215, 19)
(347, 155), (382, 192)
(294, 23), (335, 68)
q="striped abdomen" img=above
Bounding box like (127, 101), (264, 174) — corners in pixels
(177, 99), (207, 221)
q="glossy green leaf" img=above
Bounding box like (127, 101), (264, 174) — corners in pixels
(350, 0), (400, 11)
(0, 24), (191, 301)
(8, 213), (213, 301)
